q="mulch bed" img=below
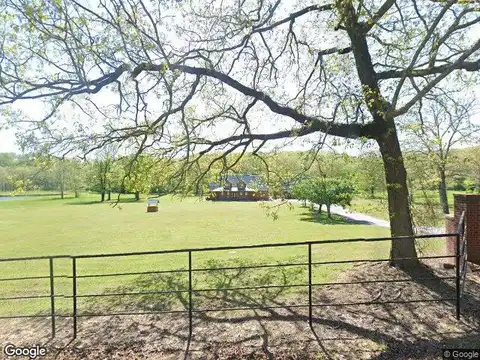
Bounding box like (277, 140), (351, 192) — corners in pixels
(1, 261), (479, 359)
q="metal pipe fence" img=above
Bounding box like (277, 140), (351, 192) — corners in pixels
(0, 232), (466, 339)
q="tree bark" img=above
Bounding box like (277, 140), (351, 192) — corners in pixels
(438, 167), (449, 214)
(60, 167), (64, 200)
(377, 121), (418, 268)
(407, 177), (414, 203)
(344, 14), (418, 268)
(135, 191), (140, 201)
(74, 190), (79, 198)
(101, 191), (105, 202)
(326, 204), (331, 219)
(107, 190), (111, 201)
(317, 204), (322, 214)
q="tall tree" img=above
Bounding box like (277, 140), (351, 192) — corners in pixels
(89, 145), (119, 202)
(1, 0), (480, 267)
(401, 92), (479, 214)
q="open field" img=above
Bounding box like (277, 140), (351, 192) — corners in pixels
(0, 194), (475, 359)
(0, 194), (408, 318)
(349, 190), (468, 225)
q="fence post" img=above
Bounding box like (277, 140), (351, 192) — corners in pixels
(72, 257), (78, 338)
(308, 243), (312, 327)
(455, 233), (461, 320)
(49, 257), (56, 338)
(188, 251), (193, 336)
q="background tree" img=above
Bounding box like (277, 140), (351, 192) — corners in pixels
(1, 0), (480, 267)
(88, 146), (119, 202)
(354, 151), (385, 198)
(401, 92), (479, 214)
(462, 146), (480, 192)
(292, 180), (312, 207)
(295, 178), (355, 219)
(66, 159), (87, 198)
(122, 155), (155, 201)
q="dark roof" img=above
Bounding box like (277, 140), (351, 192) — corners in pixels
(225, 174), (262, 186)
(208, 183), (219, 191)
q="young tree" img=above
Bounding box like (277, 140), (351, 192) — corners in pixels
(88, 146), (119, 202)
(292, 180), (312, 207)
(66, 160), (87, 198)
(2, 0), (480, 267)
(354, 151), (385, 198)
(122, 155), (155, 201)
(297, 178), (355, 218)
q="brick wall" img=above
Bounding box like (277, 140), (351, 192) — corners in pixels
(445, 194), (480, 266)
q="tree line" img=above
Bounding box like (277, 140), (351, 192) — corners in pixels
(1, 146), (479, 208)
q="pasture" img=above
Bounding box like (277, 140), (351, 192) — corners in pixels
(1, 193), (442, 319)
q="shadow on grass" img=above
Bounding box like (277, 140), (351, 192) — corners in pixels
(65, 198), (140, 206)
(299, 210), (374, 225)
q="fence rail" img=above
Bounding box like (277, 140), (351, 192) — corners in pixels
(0, 232), (466, 339)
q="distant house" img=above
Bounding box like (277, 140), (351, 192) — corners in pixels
(207, 174), (269, 201)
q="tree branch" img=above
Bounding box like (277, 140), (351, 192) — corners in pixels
(377, 58), (480, 79)
(132, 62), (373, 139)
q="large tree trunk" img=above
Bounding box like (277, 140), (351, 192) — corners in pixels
(317, 204), (323, 214)
(345, 19), (417, 268)
(326, 204), (331, 219)
(135, 191), (140, 201)
(101, 191), (105, 202)
(438, 167), (449, 214)
(107, 190), (111, 201)
(377, 123), (418, 268)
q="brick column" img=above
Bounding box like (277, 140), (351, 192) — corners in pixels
(464, 195), (480, 265)
(445, 194), (480, 266)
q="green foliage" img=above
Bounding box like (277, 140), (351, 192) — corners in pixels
(293, 177), (355, 217)
(122, 155), (155, 199)
(353, 152), (385, 198)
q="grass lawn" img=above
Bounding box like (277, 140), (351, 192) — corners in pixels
(349, 190), (469, 226)
(1, 194), (439, 319)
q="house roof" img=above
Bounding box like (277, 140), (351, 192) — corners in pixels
(226, 174), (261, 185)
(224, 174), (269, 190)
(211, 186), (258, 192)
(208, 183), (219, 191)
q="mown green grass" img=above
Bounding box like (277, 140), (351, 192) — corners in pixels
(349, 190), (467, 224)
(0, 194), (395, 317)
